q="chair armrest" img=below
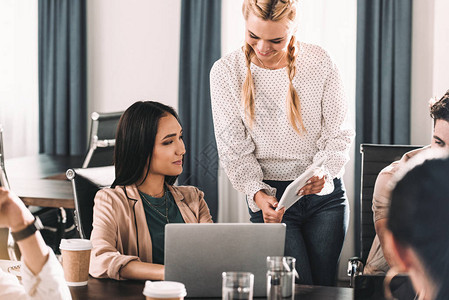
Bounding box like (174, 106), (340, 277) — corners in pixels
(347, 256), (364, 287)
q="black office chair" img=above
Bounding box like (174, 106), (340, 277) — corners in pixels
(348, 144), (422, 287)
(66, 166), (115, 239)
(82, 111), (123, 168)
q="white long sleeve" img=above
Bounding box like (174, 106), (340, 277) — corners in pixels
(0, 248), (71, 300)
(210, 43), (354, 212)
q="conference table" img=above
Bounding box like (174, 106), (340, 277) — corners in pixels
(5, 154), (84, 208)
(6, 154), (356, 299)
(70, 277), (354, 300)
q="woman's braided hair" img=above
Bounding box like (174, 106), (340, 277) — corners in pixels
(242, 0), (305, 134)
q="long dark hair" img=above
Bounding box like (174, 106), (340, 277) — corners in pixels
(112, 101), (180, 188)
(388, 154), (449, 299)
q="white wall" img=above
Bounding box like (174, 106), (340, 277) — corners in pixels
(411, 0), (449, 145)
(218, 0), (250, 224)
(0, 0), (38, 159)
(432, 0), (449, 101)
(296, 0), (357, 280)
(87, 0), (181, 115)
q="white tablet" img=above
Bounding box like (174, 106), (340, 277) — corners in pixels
(275, 157), (326, 211)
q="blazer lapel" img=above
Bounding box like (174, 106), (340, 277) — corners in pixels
(167, 185), (198, 223)
(124, 184), (153, 262)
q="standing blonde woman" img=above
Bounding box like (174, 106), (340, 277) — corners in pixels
(210, 0), (354, 285)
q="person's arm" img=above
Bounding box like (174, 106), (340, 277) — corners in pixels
(210, 60), (284, 223)
(372, 169), (398, 268)
(254, 191), (285, 223)
(118, 261), (164, 281)
(0, 188), (71, 300)
(90, 190), (162, 281)
(12, 223), (49, 276)
(313, 50), (355, 193)
(374, 218), (397, 268)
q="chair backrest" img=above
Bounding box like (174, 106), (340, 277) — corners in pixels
(82, 111), (123, 168)
(359, 144), (422, 263)
(66, 166), (115, 239)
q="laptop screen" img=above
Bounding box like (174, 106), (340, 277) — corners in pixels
(165, 223), (286, 298)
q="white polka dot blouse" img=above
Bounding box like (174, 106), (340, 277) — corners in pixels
(210, 43), (355, 212)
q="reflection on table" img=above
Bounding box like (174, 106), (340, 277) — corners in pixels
(69, 277), (354, 300)
(5, 154), (84, 208)
(5, 154), (84, 179)
(9, 178), (74, 208)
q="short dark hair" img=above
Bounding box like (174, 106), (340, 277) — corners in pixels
(430, 89), (449, 124)
(112, 101), (180, 188)
(388, 154), (449, 298)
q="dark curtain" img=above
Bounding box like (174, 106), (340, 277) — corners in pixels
(178, 0), (221, 221)
(38, 0), (87, 156)
(354, 0), (413, 255)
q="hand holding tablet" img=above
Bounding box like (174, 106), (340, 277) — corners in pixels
(275, 157), (327, 212)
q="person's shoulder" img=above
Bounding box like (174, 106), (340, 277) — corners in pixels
(376, 146), (427, 186)
(300, 42), (331, 61)
(211, 48), (245, 75)
(95, 185), (129, 204)
(171, 185), (202, 195)
(298, 42), (336, 74)
(218, 48), (244, 64)
(402, 146), (428, 163)
(171, 185), (203, 202)
(372, 158), (401, 196)
(97, 185), (123, 196)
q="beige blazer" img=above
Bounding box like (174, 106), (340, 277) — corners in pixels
(89, 184), (213, 280)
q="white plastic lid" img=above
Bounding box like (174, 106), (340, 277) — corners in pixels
(143, 281), (187, 298)
(60, 239), (93, 251)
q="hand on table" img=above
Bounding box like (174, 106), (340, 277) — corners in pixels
(254, 191), (285, 223)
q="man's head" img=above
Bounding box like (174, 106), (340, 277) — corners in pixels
(387, 150), (449, 298)
(430, 90), (449, 150)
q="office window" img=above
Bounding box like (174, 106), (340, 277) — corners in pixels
(0, 0), (38, 158)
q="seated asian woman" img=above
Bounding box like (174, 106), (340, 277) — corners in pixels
(89, 101), (213, 281)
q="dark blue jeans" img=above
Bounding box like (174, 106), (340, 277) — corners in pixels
(248, 178), (349, 286)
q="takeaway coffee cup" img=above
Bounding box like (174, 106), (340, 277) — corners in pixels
(143, 281), (187, 300)
(59, 239), (93, 286)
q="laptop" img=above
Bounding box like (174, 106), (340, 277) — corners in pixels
(165, 223), (286, 298)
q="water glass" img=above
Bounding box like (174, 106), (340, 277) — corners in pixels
(222, 271), (254, 300)
(267, 256), (296, 300)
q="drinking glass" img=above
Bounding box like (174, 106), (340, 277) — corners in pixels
(222, 271), (254, 300)
(266, 256), (296, 300)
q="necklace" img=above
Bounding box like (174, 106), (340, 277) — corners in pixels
(147, 188), (165, 198)
(140, 190), (170, 223)
(255, 51), (286, 70)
